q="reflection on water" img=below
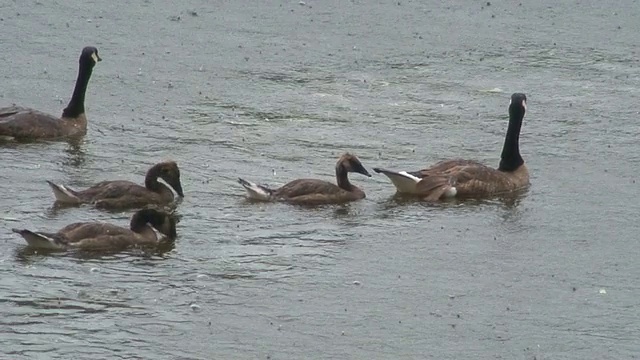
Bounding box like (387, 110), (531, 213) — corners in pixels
(12, 247), (65, 265)
(13, 242), (176, 262)
(44, 196), (184, 219)
(45, 203), (83, 217)
(377, 188), (529, 210)
(62, 140), (87, 168)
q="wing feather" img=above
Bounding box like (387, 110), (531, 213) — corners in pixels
(415, 160), (528, 199)
(75, 181), (171, 208)
(0, 107), (67, 138)
(58, 222), (134, 242)
(274, 179), (345, 198)
(272, 179), (364, 204)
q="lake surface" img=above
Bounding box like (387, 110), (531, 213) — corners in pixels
(1, 0), (639, 359)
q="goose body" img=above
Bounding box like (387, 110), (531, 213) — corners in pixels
(47, 161), (184, 209)
(12, 209), (177, 251)
(0, 46), (101, 141)
(374, 93), (529, 201)
(238, 153), (372, 205)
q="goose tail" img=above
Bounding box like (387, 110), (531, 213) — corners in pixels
(237, 178), (274, 201)
(46, 180), (82, 204)
(372, 168), (423, 194)
(12, 229), (66, 250)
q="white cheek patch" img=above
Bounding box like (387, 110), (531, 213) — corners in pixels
(148, 224), (163, 239)
(522, 100), (527, 112)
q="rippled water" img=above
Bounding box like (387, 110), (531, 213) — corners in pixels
(2, 0), (640, 359)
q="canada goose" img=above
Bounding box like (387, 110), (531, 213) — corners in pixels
(238, 153), (372, 205)
(373, 93), (529, 201)
(0, 46), (101, 141)
(12, 208), (177, 251)
(47, 161), (184, 209)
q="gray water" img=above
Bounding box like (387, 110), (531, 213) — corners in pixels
(1, 0), (640, 359)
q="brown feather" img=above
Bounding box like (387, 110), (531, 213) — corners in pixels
(377, 93), (530, 201)
(415, 160), (529, 200)
(0, 47), (99, 141)
(51, 161), (183, 210)
(274, 179), (366, 205)
(0, 107), (87, 139)
(15, 209), (177, 251)
(86, 181), (174, 208)
(240, 153), (370, 205)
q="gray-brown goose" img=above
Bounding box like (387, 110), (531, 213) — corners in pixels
(238, 153), (372, 205)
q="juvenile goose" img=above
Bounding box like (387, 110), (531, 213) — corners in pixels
(373, 93), (529, 201)
(238, 153), (372, 205)
(47, 161), (184, 209)
(12, 208), (177, 251)
(0, 46), (101, 141)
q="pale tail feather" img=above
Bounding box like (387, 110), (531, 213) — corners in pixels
(46, 180), (81, 204)
(237, 178), (274, 201)
(372, 168), (422, 194)
(12, 229), (66, 250)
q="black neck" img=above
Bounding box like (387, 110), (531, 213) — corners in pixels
(62, 61), (93, 118)
(130, 209), (176, 239)
(144, 168), (162, 192)
(129, 212), (151, 233)
(336, 165), (352, 191)
(498, 108), (525, 171)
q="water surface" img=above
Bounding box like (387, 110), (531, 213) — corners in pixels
(1, 0), (640, 359)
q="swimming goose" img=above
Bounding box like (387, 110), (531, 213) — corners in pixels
(238, 153), (372, 205)
(12, 208), (177, 251)
(373, 93), (529, 201)
(47, 161), (184, 209)
(0, 46), (101, 141)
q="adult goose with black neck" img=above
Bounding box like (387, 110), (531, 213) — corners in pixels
(238, 153), (372, 205)
(0, 46), (101, 141)
(373, 93), (529, 201)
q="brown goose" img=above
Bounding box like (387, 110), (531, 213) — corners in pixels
(12, 208), (177, 251)
(47, 161), (184, 209)
(238, 153), (371, 205)
(0, 46), (101, 141)
(373, 93), (529, 201)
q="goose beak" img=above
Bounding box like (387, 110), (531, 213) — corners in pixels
(92, 53), (102, 63)
(165, 176), (184, 197)
(173, 182), (184, 197)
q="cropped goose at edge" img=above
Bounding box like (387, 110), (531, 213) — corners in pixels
(0, 46), (101, 141)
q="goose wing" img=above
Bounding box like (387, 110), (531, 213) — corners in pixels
(58, 222), (134, 242)
(274, 179), (345, 199)
(0, 106), (64, 138)
(416, 160), (526, 199)
(77, 181), (168, 208)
